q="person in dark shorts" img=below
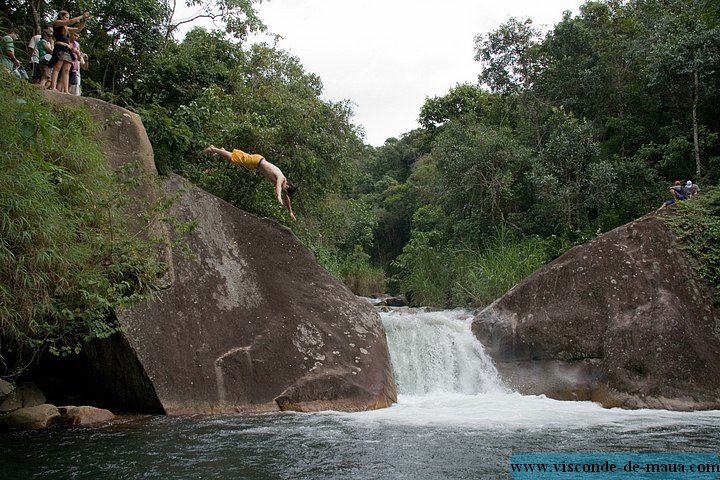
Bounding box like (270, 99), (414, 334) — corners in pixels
(48, 11), (89, 93)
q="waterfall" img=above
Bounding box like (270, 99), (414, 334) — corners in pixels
(380, 307), (507, 396)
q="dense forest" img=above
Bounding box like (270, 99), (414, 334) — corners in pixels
(3, 0), (720, 372)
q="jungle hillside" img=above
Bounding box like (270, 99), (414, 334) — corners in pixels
(3, 0), (720, 373)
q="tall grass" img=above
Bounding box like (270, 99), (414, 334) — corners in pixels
(394, 226), (550, 308)
(0, 76), (162, 375)
(453, 228), (551, 306)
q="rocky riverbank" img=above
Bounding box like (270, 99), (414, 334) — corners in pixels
(0, 380), (114, 430)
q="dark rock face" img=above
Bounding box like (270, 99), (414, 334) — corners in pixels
(472, 216), (720, 410)
(31, 92), (396, 414)
(112, 175), (396, 413)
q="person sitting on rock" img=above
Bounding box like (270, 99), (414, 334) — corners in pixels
(1, 28), (22, 74)
(685, 180), (700, 198)
(202, 145), (297, 221)
(658, 180), (687, 211)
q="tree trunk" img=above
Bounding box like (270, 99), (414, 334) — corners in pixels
(692, 50), (701, 179)
(29, 0), (42, 34)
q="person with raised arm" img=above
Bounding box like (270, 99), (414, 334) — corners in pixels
(48, 10), (89, 93)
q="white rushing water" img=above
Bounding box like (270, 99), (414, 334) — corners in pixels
(338, 307), (720, 431)
(381, 307), (507, 396)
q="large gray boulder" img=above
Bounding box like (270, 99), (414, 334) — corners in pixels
(34, 92), (396, 414)
(110, 175), (396, 413)
(473, 215), (720, 410)
(0, 382), (46, 413)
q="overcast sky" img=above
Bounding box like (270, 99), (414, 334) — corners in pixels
(179, 0), (587, 146)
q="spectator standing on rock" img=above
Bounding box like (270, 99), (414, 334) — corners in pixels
(49, 10), (89, 93)
(1, 28), (22, 75)
(37, 27), (54, 88)
(28, 29), (42, 84)
(68, 30), (84, 96)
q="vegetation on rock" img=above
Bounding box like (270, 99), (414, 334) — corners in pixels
(663, 188), (720, 292)
(0, 79), (162, 375)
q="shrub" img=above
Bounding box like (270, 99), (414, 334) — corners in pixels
(392, 231), (456, 307)
(0, 77), (162, 375)
(662, 188), (720, 290)
(336, 246), (386, 296)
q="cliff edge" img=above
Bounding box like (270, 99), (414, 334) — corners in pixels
(34, 92), (396, 414)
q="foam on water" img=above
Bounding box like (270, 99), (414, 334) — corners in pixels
(332, 307), (720, 430)
(337, 391), (720, 430)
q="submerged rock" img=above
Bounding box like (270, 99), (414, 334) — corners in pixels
(473, 215), (720, 410)
(58, 406), (115, 426)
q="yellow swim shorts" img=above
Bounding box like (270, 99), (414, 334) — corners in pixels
(231, 149), (264, 170)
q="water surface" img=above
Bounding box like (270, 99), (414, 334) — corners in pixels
(2, 308), (718, 479)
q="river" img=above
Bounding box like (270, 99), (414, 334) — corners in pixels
(2, 307), (719, 479)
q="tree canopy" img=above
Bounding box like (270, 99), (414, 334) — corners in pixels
(3, 0), (720, 324)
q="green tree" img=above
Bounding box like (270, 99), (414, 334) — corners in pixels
(365, 176), (417, 269)
(527, 109), (614, 235)
(419, 83), (509, 131)
(392, 206), (456, 307)
(537, 9), (601, 121)
(135, 27), (239, 109)
(84, 0), (169, 101)
(539, 1), (648, 158)
(474, 17), (543, 95)
(364, 131), (425, 183)
(474, 17), (548, 149)
(356, 131), (429, 269)
(163, 0), (264, 44)
(431, 118), (533, 240)
(635, 0), (720, 179)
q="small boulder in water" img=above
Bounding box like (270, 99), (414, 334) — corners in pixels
(0, 404), (60, 429)
(373, 295), (408, 307)
(59, 406), (115, 426)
